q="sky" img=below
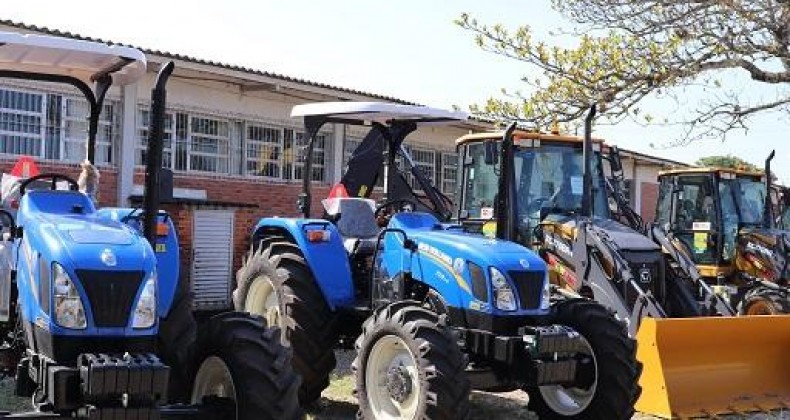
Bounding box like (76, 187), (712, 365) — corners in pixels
(4, 0), (787, 182)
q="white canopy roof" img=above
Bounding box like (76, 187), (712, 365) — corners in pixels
(291, 101), (469, 125)
(0, 31), (146, 86)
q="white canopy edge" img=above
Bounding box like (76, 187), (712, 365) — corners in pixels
(0, 31), (146, 86)
(291, 101), (469, 125)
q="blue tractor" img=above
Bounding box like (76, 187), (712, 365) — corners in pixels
(233, 102), (640, 418)
(0, 32), (300, 419)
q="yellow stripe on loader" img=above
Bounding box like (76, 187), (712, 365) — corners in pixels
(635, 316), (790, 419)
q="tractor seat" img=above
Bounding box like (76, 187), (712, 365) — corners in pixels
(324, 198), (380, 255)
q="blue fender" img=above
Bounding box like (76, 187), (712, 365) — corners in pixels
(252, 218), (354, 310)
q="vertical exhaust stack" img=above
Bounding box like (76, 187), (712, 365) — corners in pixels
(581, 105), (597, 218)
(763, 150), (776, 229)
(495, 121), (518, 241)
(143, 62), (175, 245)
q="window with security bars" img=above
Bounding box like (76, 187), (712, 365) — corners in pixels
(189, 116), (230, 173)
(246, 124), (282, 178)
(136, 108), (232, 174)
(0, 86), (117, 164)
(283, 129), (331, 183)
(440, 153), (458, 196)
(404, 146), (436, 191)
(136, 108), (174, 167)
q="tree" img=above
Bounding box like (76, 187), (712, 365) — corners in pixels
(456, 1), (790, 144)
(695, 155), (760, 171)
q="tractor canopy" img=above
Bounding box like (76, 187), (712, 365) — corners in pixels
(290, 101), (470, 220)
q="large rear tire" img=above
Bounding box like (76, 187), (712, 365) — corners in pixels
(190, 312), (302, 420)
(353, 301), (470, 420)
(739, 287), (789, 315)
(233, 239), (338, 405)
(526, 299), (641, 419)
(157, 276), (198, 402)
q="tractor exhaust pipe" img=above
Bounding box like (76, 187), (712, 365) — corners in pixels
(495, 121), (518, 241)
(143, 62), (175, 245)
(581, 105), (597, 218)
(763, 149), (776, 229)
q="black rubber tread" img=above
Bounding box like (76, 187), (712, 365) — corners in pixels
(526, 299), (641, 420)
(190, 312), (302, 420)
(353, 301), (471, 420)
(664, 275), (702, 318)
(739, 286), (790, 315)
(233, 239), (338, 405)
(157, 276), (198, 402)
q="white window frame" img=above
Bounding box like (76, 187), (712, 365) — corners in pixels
(245, 123), (283, 179)
(0, 87), (46, 158)
(440, 152), (458, 196)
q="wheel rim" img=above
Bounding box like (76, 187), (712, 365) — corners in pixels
(746, 299), (778, 315)
(192, 356), (237, 406)
(365, 334), (421, 420)
(245, 275), (281, 328)
(537, 335), (598, 416)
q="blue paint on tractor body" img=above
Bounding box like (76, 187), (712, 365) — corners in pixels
(253, 211), (549, 316)
(11, 189), (179, 340)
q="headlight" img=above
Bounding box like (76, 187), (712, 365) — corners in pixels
(132, 270), (157, 329)
(540, 272), (551, 310)
(490, 267), (517, 311)
(53, 263), (87, 329)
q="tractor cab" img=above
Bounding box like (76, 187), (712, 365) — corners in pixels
(655, 166), (774, 275)
(289, 101), (469, 258)
(454, 130), (611, 245)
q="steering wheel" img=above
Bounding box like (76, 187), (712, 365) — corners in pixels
(19, 173), (79, 196)
(526, 197), (550, 217)
(374, 198), (419, 219)
(0, 209), (14, 233)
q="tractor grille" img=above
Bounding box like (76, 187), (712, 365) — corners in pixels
(509, 271), (544, 310)
(76, 270), (145, 328)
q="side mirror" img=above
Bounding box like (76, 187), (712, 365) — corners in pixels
(609, 146), (623, 173)
(484, 140), (499, 165)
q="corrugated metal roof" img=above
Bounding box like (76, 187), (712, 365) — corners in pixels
(0, 19), (418, 105)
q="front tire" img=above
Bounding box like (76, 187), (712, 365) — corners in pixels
(233, 239), (338, 405)
(353, 301), (470, 420)
(739, 287), (789, 315)
(526, 299), (641, 419)
(190, 312), (302, 420)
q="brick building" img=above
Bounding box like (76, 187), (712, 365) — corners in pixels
(0, 20), (687, 309)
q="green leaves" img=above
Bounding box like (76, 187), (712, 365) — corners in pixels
(456, 1), (790, 142)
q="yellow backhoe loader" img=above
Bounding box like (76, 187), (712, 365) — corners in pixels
(452, 106), (790, 418)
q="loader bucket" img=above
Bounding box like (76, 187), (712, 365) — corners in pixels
(635, 316), (790, 419)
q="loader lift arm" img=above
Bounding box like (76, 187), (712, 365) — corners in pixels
(573, 220), (667, 336)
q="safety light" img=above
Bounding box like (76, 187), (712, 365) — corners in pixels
(306, 229), (331, 243)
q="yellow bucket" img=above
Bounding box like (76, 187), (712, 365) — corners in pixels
(635, 316), (790, 418)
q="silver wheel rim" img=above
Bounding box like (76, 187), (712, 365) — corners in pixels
(192, 356), (237, 405)
(245, 275), (281, 329)
(365, 335), (421, 420)
(537, 335), (598, 416)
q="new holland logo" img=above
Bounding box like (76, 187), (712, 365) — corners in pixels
(100, 249), (117, 267)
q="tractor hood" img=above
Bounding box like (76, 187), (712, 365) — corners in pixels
(391, 213), (546, 272)
(22, 212), (156, 272)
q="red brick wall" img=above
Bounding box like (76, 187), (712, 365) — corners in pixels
(640, 181), (659, 223)
(132, 171), (331, 276)
(1, 157), (332, 282)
